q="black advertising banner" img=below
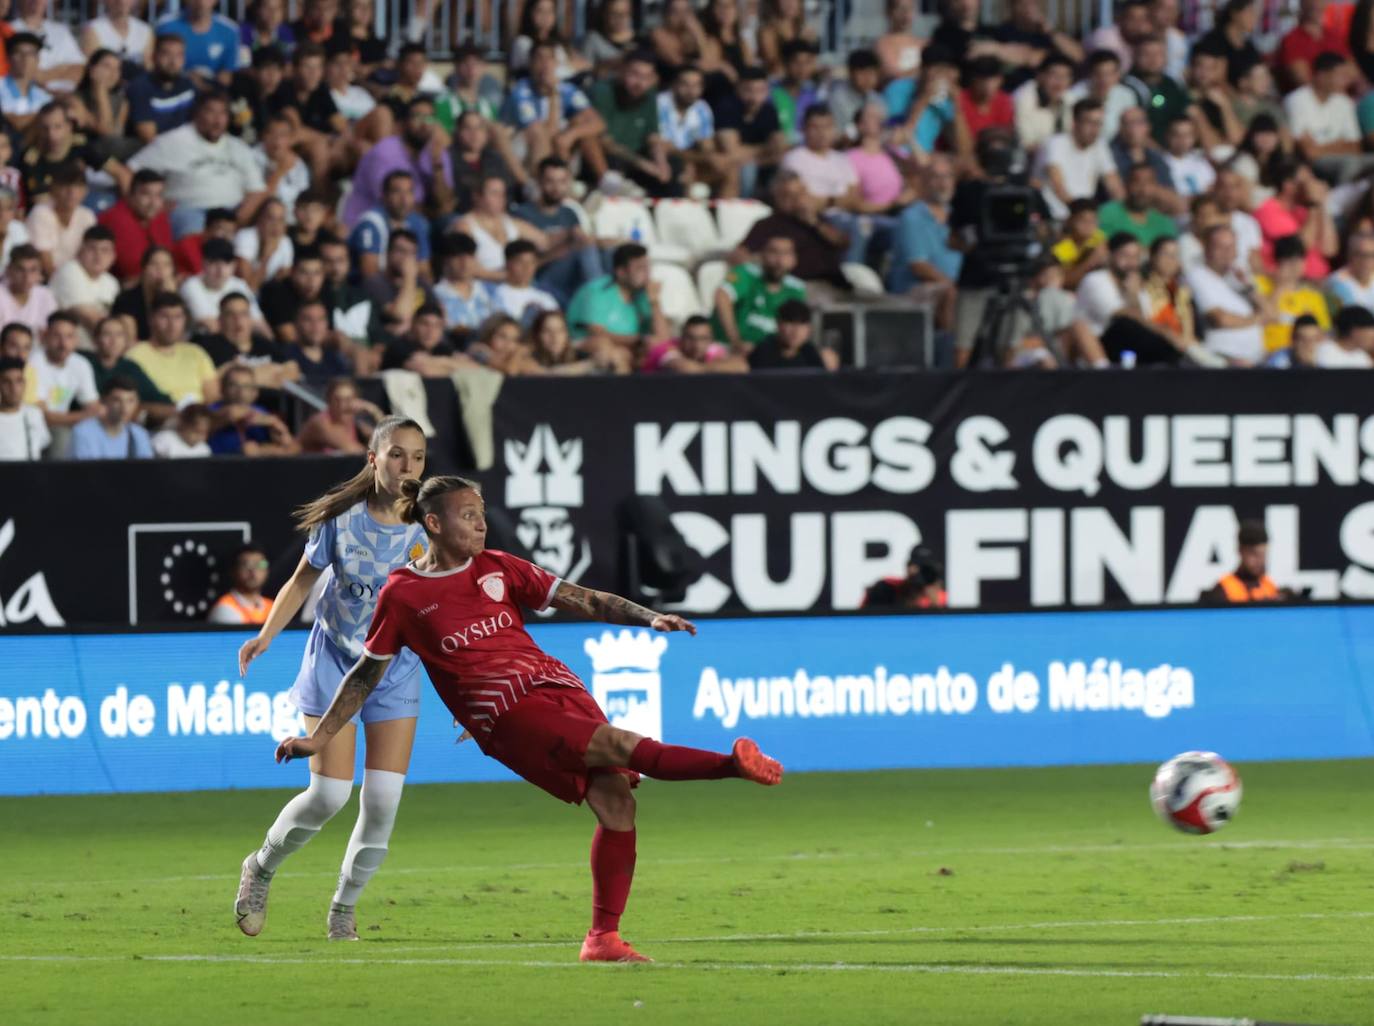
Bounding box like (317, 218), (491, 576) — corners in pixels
(480, 370), (1374, 614)
(0, 457), (355, 628)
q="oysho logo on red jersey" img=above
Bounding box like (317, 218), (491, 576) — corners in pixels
(439, 610), (515, 651)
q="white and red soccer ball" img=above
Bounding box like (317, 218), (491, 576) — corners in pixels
(1150, 751), (1242, 834)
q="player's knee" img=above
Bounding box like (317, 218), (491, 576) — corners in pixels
(588, 777), (636, 829)
(305, 773), (353, 821)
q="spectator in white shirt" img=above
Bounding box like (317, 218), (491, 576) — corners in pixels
(1035, 97), (1124, 220)
(27, 161), (95, 276)
(151, 402), (212, 458)
(1185, 224), (1272, 364)
(31, 310), (101, 455)
(0, 356), (49, 459)
(1014, 52), (1076, 152)
(1284, 52), (1374, 182)
(1069, 49), (1139, 141)
(1161, 116), (1215, 198)
(181, 237), (266, 334)
(1329, 231), (1374, 310)
(10, 0), (86, 92)
(1074, 232), (1178, 364)
(490, 238), (561, 327)
(252, 113), (311, 221)
(50, 224), (118, 333)
(0, 243), (57, 333)
(1314, 305), (1374, 367)
(1213, 166), (1265, 274)
(657, 64), (719, 190)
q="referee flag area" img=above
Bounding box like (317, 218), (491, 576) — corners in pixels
(4, 761), (1373, 1025)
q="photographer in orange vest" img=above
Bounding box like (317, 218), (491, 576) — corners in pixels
(1202, 520), (1292, 604)
(208, 543), (275, 625)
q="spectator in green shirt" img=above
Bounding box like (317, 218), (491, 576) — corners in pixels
(588, 51), (681, 197)
(566, 242), (669, 371)
(1123, 35), (1191, 147)
(82, 315), (175, 423)
(711, 235), (807, 351)
(1096, 162), (1178, 248)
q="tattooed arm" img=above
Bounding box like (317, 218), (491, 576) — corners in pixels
(274, 654), (391, 763)
(550, 581), (697, 635)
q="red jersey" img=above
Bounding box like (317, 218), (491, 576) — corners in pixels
(958, 88), (1014, 139)
(362, 549), (585, 741)
(1276, 22), (1350, 69)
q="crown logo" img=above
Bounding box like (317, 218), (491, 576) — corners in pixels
(584, 630), (668, 673)
(504, 424), (583, 509)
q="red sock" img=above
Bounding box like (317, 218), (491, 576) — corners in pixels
(627, 738), (738, 780)
(589, 826), (636, 936)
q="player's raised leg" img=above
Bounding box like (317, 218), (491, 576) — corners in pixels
(235, 717), (356, 937)
(326, 716), (418, 941)
(579, 772), (648, 963)
(585, 723), (784, 786)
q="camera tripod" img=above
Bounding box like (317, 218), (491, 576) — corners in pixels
(966, 265), (1049, 369)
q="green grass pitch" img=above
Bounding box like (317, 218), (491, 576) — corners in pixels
(5, 760), (1373, 1025)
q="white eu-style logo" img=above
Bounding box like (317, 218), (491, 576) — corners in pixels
(505, 423), (592, 584)
(584, 630), (666, 741)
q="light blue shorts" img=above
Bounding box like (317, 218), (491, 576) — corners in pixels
(288, 625), (423, 724)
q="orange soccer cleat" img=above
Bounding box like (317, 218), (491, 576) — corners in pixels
(579, 930), (653, 963)
(732, 737), (783, 786)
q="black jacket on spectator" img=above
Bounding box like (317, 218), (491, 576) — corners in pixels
(381, 335), (455, 372)
(748, 335), (825, 370)
(741, 213), (845, 285)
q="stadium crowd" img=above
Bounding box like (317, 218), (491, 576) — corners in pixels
(1, 0), (1374, 462)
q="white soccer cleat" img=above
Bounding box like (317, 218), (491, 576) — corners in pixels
(234, 852), (273, 937)
(327, 903), (359, 941)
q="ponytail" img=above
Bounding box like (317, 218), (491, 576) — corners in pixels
(294, 415), (426, 532)
(400, 474), (482, 535)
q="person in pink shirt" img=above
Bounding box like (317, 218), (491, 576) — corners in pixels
(642, 315), (748, 373)
(1253, 159), (1337, 280)
(845, 100), (919, 267)
(0, 243), (57, 333)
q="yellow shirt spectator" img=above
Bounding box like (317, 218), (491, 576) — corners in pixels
(126, 341), (217, 404)
(1052, 229), (1106, 267)
(1256, 277), (1331, 353)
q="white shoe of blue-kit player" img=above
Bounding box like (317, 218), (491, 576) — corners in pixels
(234, 851), (273, 937)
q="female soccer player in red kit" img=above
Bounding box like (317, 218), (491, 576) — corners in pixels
(275, 475), (783, 963)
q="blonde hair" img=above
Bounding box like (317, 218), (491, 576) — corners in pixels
(295, 415), (426, 531)
(398, 475), (481, 535)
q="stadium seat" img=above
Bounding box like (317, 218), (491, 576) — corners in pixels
(714, 199), (772, 250)
(592, 197), (691, 265)
(651, 262), (706, 326)
(654, 199), (723, 264)
(696, 260), (728, 314)
(842, 262), (886, 298)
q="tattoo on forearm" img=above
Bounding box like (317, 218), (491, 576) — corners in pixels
(316, 658), (386, 739)
(554, 583), (657, 626)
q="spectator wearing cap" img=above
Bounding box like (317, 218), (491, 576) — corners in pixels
(1253, 160), (1336, 280)
(503, 40), (604, 181)
(348, 169), (432, 280)
(770, 39), (823, 146)
(1286, 52), (1374, 183)
(22, 100), (130, 203)
(588, 50), (676, 196)
(51, 224), (118, 333)
(733, 170), (848, 296)
(26, 161), (93, 275)
(748, 298), (834, 371)
(100, 169), (174, 284)
(1013, 53), (1075, 152)
(1096, 163), (1177, 248)
(1067, 49), (1139, 142)
(32, 311), (101, 454)
(1035, 98), (1123, 221)
(1257, 234), (1331, 356)
(298, 376), (384, 454)
(180, 236), (266, 335)
(207, 544), (274, 625)
(0, 243), (56, 333)
(0, 32), (52, 134)
(207, 364), (299, 455)
(1201, 520), (1288, 604)
(566, 243), (668, 370)
(1314, 305), (1374, 368)
(128, 90), (270, 239)
(714, 65), (786, 199)
(342, 95), (455, 229)
(1123, 35), (1190, 147)
(431, 232), (494, 336)
(1185, 224), (1273, 365)
(828, 49), (882, 143)
(284, 297), (350, 384)
(198, 291), (298, 391)
(70, 374), (153, 459)
(957, 57), (1014, 156)
(154, 0), (240, 89)
(886, 156), (960, 326)
(126, 292), (220, 403)
(126, 33), (196, 143)
(490, 239), (560, 328)
(643, 314), (748, 373)
(81, 314), (172, 413)
(9, 0), (85, 91)
(1329, 230), (1374, 310)
(0, 355), (48, 460)
(886, 46), (963, 160)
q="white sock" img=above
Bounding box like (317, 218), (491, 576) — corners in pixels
(332, 768), (406, 907)
(255, 773), (353, 874)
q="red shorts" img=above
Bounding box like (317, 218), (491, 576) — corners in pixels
(483, 685), (639, 805)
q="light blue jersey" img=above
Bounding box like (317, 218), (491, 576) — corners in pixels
(289, 501), (428, 723)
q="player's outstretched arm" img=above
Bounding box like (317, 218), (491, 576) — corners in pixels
(275, 654), (391, 763)
(550, 581), (697, 635)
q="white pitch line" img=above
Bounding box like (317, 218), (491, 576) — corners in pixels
(11, 837), (1374, 891)
(6, 953), (1374, 985)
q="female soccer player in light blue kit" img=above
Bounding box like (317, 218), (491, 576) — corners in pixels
(233, 416), (429, 941)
